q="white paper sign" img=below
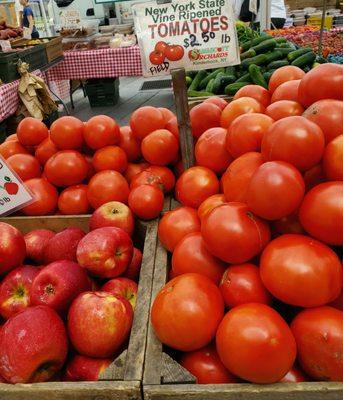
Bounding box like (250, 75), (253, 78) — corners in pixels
(60, 9), (81, 29)
(249, 0), (258, 15)
(23, 27), (31, 40)
(133, 0), (241, 77)
(0, 40), (12, 52)
(0, 156), (33, 216)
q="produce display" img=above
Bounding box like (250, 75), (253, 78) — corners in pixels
(0, 21), (22, 40)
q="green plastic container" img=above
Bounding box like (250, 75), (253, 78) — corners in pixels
(85, 78), (120, 108)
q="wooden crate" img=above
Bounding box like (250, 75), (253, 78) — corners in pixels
(44, 37), (63, 63)
(142, 199), (343, 400)
(0, 214), (159, 400)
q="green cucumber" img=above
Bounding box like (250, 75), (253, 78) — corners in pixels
(287, 47), (313, 62)
(248, 64), (268, 89)
(225, 82), (250, 95)
(213, 75), (236, 94)
(212, 72), (226, 94)
(240, 48), (256, 60)
(185, 76), (192, 88)
(291, 52), (316, 68)
(251, 39), (277, 54)
(274, 47), (294, 56)
(206, 78), (215, 93)
(188, 90), (215, 98)
(225, 66), (236, 76)
(241, 35), (272, 52)
(241, 54), (268, 69)
(199, 68), (224, 90)
(267, 60), (289, 70)
(264, 50), (283, 64)
(275, 37), (287, 44)
(188, 70), (208, 92)
(263, 70), (276, 82)
(186, 71), (197, 79)
(236, 73), (252, 83)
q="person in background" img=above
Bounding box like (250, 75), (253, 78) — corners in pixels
(239, 0), (286, 29)
(19, 0), (39, 39)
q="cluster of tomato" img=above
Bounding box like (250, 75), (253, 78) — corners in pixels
(151, 63), (343, 385)
(149, 41), (185, 65)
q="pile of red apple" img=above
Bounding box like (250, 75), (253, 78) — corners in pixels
(0, 201), (142, 384)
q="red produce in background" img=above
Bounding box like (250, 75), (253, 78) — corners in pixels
(0, 222), (26, 276)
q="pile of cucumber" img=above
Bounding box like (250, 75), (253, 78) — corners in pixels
(186, 35), (317, 97)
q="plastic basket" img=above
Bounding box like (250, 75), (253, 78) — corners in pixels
(85, 78), (120, 107)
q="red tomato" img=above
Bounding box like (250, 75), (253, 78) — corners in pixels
(280, 365), (308, 383)
(128, 184), (164, 220)
(190, 103), (222, 138)
(226, 113), (274, 159)
(149, 50), (165, 65)
(299, 182), (343, 246)
(291, 306), (343, 381)
(0, 141), (29, 159)
(118, 126), (142, 162)
(269, 66), (305, 93)
(195, 128), (232, 173)
(220, 264), (272, 308)
(155, 41), (168, 54)
(201, 203), (270, 264)
(303, 164), (325, 191)
(7, 154), (41, 181)
(216, 303), (297, 383)
(203, 96), (228, 110)
(5, 134), (17, 142)
(44, 150), (88, 187)
(198, 194), (226, 221)
(145, 166), (175, 193)
(323, 135), (343, 181)
(130, 170), (163, 191)
(50, 116), (84, 150)
(330, 290), (343, 311)
(158, 207), (201, 252)
(303, 99), (343, 144)
(180, 344), (238, 384)
(158, 108), (175, 123)
(247, 161), (305, 221)
(260, 234), (342, 307)
(35, 137), (58, 165)
(58, 184), (91, 215)
(298, 63), (343, 107)
(261, 116), (325, 171)
(172, 232), (226, 285)
(222, 152), (263, 203)
(176, 167), (219, 209)
(266, 100), (304, 121)
(165, 117), (179, 138)
(233, 85), (271, 108)
(271, 80), (300, 103)
(141, 129), (179, 166)
(87, 170), (130, 209)
(16, 117), (48, 147)
(92, 146), (128, 174)
(22, 178), (58, 216)
(130, 107), (165, 141)
(165, 45), (184, 61)
(85, 155), (96, 181)
(273, 214), (305, 235)
(221, 97), (265, 129)
(84, 115), (120, 150)
(151, 273), (224, 351)
(124, 162), (150, 184)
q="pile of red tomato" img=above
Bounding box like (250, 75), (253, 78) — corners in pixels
(151, 63), (343, 385)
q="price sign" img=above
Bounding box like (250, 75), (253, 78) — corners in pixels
(0, 40), (11, 52)
(0, 156), (33, 216)
(60, 9), (81, 29)
(133, 0), (240, 77)
(23, 27), (31, 40)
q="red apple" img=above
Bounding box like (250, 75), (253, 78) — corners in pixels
(0, 305), (68, 383)
(44, 227), (85, 264)
(101, 277), (138, 309)
(0, 266), (39, 319)
(90, 201), (135, 236)
(0, 222), (26, 276)
(64, 355), (112, 381)
(25, 229), (55, 264)
(76, 227), (133, 278)
(123, 248), (143, 282)
(30, 260), (92, 314)
(68, 291), (133, 358)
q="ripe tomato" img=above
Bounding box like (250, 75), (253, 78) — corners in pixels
(172, 232), (226, 285)
(145, 166), (175, 193)
(180, 345), (238, 384)
(303, 99), (343, 144)
(158, 108), (175, 123)
(92, 146), (128, 174)
(216, 303), (297, 383)
(176, 167), (219, 209)
(130, 107), (165, 141)
(198, 194), (226, 221)
(22, 178), (58, 216)
(299, 182), (343, 246)
(323, 135), (343, 181)
(50, 116), (84, 150)
(298, 63), (343, 107)
(155, 41), (168, 54)
(87, 170), (130, 209)
(35, 137), (58, 165)
(118, 126), (142, 162)
(220, 264), (272, 308)
(201, 203), (270, 264)
(268, 66), (305, 93)
(233, 85), (271, 108)
(124, 162), (149, 184)
(149, 50), (165, 65)
(195, 128), (232, 173)
(141, 129), (179, 166)
(84, 115), (120, 150)
(151, 273), (224, 351)
(303, 164), (325, 191)
(0, 141), (29, 159)
(271, 80), (300, 103)
(330, 291), (343, 311)
(280, 365), (308, 383)
(291, 307), (343, 381)
(190, 102), (222, 138)
(16, 117), (48, 146)
(261, 116), (325, 171)
(247, 161), (305, 221)
(85, 155), (96, 181)
(221, 97), (265, 129)
(7, 154), (41, 181)
(128, 184), (164, 220)
(260, 234), (342, 307)
(203, 96), (228, 110)
(130, 170), (163, 191)
(44, 150), (88, 187)
(58, 184), (91, 215)
(273, 214), (305, 235)
(165, 117), (179, 138)
(222, 152), (264, 203)
(165, 45), (184, 61)
(158, 207), (201, 252)
(266, 100), (304, 121)
(5, 134), (17, 142)
(226, 113), (274, 159)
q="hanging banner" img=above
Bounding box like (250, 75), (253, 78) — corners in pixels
(133, 0), (241, 77)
